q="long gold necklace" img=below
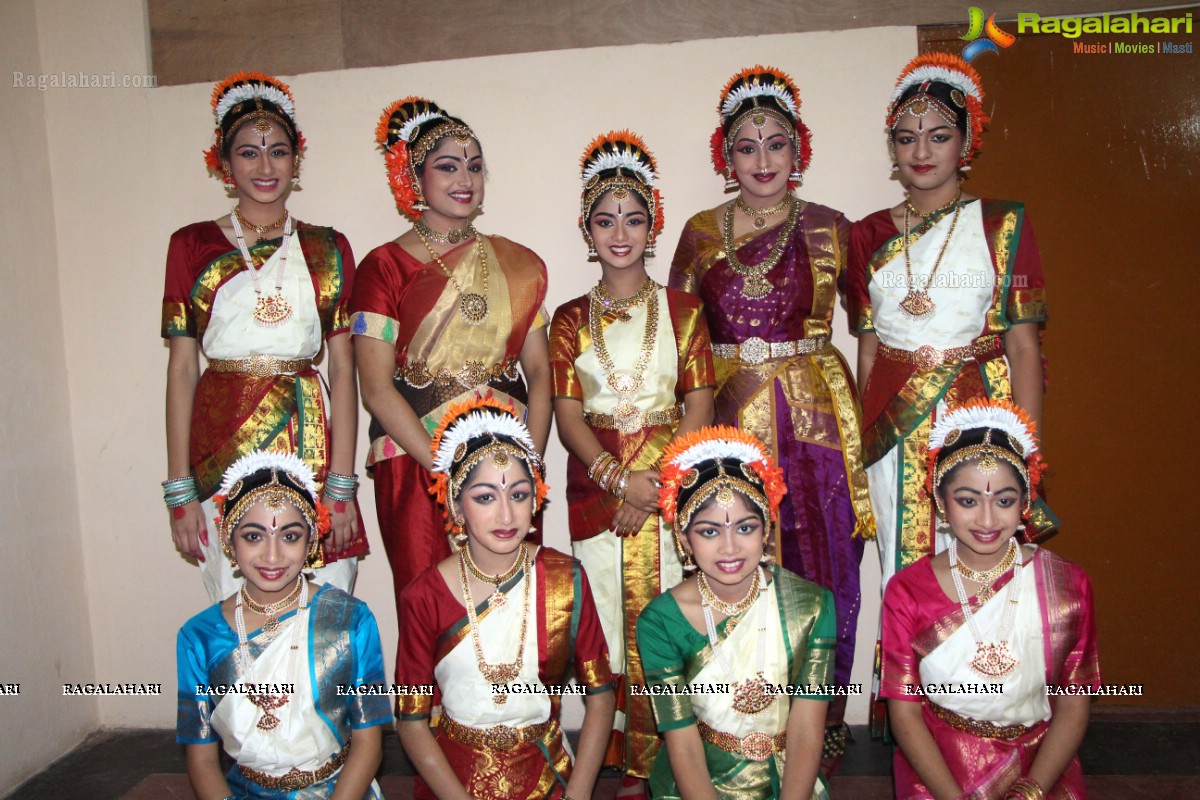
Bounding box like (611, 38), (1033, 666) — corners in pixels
(735, 195), (792, 229)
(953, 539), (1017, 603)
(588, 280), (659, 434)
(722, 194), (801, 299)
(459, 544), (531, 704)
(239, 575), (304, 635)
(899, 188), (962, 318)
(414, 227), (490, 325)
(462, 541), (527, 609)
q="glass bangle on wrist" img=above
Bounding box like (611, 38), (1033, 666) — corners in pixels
(162, 475), (199, 508)
(323, 471), (359, 502)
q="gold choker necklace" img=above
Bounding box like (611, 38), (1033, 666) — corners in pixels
(953, 539), (1018, 601)
(463, 542), (527, 602)
(239, 576), (304, 634)
(697, 570), (761, 623)
(234, 206), (288, 242)
(414, 218), (476, 245)
(904, 190), (961, 222)
(735, 195), (792, 229)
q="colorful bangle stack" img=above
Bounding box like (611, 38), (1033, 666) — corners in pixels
(162, 475), (199, 508)
(587, 451), (630, 501)
(1004, 778), (1046, 800)
(322, 471), (359, 503)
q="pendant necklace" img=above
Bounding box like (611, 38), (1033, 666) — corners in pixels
(722, 194), (800, 300)
(588, 280), (659, 434)
(234, 576), (308, 732)
(949, 540), (1023, 678)
(700, 567), (775, 716)
(899, 188), (962, 318)
(231, 209), (294, 327)
(414, 226), (489, 325)
(458, 544), (530, 704)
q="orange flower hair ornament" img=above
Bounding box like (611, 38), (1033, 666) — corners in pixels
(211, 451), (331, 567)
(887, 53), (989, 167)
(428, 394), (549, 539)
(375, 97), (477, 220)
(578, 130), (665, 256)
(658, 425), (787, 543)
(927, 399), (1046, 518)
(710, 65), (812, 191)
(202, 71), (305, 185)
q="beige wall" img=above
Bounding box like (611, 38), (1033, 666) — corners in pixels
(0, 0), (100, 793)
(6, 0), (911, 766)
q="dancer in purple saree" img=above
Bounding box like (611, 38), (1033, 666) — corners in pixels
(669, 65), (873, 767)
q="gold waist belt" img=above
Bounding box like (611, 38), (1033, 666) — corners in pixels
(696, 720), (785, 762)
(439, 715), (554, 751)
(584, 404), (682, 432)
(928, 702), (1037, 741)
(238, 742), (349, 790)
(207, 355), (313, 378)
(711, 335), (828, 366)
(396, 356), (520, 391)
(877, 336), (1003, 372)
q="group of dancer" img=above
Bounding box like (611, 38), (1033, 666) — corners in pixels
(165, 53), (1099, 800)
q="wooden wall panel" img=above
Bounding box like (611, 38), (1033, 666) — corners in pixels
(921, 9), (1200, 708)
(149, 0), (1176, 85)
(150, 0), (344, 83)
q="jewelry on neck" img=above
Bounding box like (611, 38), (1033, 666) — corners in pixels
(231, 209), (294, 327)
(953, 538), (1017, 602)
(458, 543), (531, 704)
(700, 567), (775, 716)
(722, 194), (800, 299)
(898, 186), (962, 318)
(239, 574), (304, 634)
(587, 280), (660, 435)
(234, 576), (308, 731)
(735, 195), (792, 230)
(949, 540), (1023, 678)
(414, 226), (490, 325)
(591, 278), (655, 322)
(904, 188), (961, 222)
(413, 217), (476, 246)
(696, 568), (761, 622)
(463, 541), (527, 608)
(233, 205), (289, 242)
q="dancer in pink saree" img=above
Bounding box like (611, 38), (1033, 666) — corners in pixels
(881, 400), (1099, 799)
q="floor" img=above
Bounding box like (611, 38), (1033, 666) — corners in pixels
(6, 711), (1199, 799)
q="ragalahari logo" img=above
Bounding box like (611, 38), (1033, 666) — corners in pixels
(961, 7), (1017, 61)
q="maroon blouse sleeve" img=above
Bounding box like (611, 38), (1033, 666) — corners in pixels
(394, 573), (440, 719)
